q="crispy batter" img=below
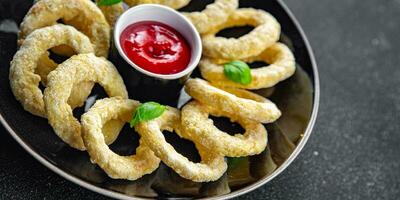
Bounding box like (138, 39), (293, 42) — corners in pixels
(81, 97), (160, 180)
(202, 8), (281, 60)
(135, 107), (227, 182)
(182, 0), (238, 34)
(124, 0), (190, 9)
(200, 43), (296, 89)
(96, 0), (125, 27)
(44, 54), (128, 150)
(19, 0), (110, 57)
(181, 101), (268, 157)
(184, 79), (281, 123)
(34, 44), (95, 103)
(35, 52), (57, 85)
(9, 24), (95, 118)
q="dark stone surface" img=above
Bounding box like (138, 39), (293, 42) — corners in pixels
(1, 0), (399, 199)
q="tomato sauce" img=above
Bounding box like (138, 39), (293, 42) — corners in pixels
(120, 21), (191, 75)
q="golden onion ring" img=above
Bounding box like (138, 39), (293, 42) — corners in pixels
(96, 0), (125, 27)
(200, 43), (296, 89)
(184, 78), (281, 123)
(34, 52), (95, 110)
(9, 24), (95, 118)
(135, 107), (227, 182)
(19, 0), (110, 57)
(202, 8), (281, 60)
(81, 97), (160, 180)
(181, 101), (268, 157)
(182, 0), (238, 34)
(124, 0), (190, 9)
(44, 53), (128, 150)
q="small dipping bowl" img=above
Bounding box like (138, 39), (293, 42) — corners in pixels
(113, 4), (202, 106)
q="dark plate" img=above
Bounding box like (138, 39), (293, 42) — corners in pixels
(0, 0), (319, 199)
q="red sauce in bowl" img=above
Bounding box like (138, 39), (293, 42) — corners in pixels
(120, 21), (191, 75)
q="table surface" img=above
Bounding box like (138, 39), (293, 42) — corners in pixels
(1, 0), (400, 199)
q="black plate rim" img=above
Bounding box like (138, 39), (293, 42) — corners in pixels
(0, 0), (320, 199)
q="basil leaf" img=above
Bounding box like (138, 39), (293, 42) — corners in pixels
(97, 0), (122, 6)
(223, 60), (252, 85)
(130, 102), (166, 127)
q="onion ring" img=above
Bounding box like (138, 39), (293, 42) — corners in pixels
(202, 8), (281, 60)
(124, 0), (190, 9)
(181, 101), (268, 157)
(9, 24), (95, 117)
(44, 53), (128, 150)
(135, 107), (227, 182)
(34, 52), (95, 109)
(19, 0), (110, 57)
(184, 78), (281, 123)
(96, 0), (125, 27)
(200, 43), (296, 89)
(182, 0), (238, 34)
(81, 97), (160, 180)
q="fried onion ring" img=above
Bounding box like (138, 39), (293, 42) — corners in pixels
(44, 53), (128, 150)
(96, 0), (125, 27)
(184, 79), (281, 123)
(19, 0), (110, 57)
(200, 43), (296, 89)
(34, 52), (95, 109)
(9, 24), (95, 117)
(202, 8), (281, 60)
(182, 0), (238, 34)
(81, 97), (160, 180)
(181, 101), (268, 157)
(135, 107), (227, 182)
(124, 0), (190, 9)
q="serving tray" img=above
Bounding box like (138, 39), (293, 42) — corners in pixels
(0, 0), (319, 199)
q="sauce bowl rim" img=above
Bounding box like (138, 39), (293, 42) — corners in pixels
(113, 4), (203, 80)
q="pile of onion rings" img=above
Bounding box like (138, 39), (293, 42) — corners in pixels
(135, 106), (227, 182)
(10, 24), (95, 117)
(8, 0), (297, 184)
(44, 53), (128, 150)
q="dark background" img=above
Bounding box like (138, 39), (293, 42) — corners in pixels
(1, 0), (399, 199)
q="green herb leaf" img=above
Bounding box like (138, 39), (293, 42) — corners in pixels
(130, 102), (166, 128)
(97, 0), (122, 6)
(223, 60), (252, 85)
(227, 157), (247, 170)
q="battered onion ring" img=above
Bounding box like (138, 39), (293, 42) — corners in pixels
(34, 53), (97, 105)
(44, 53), (128, 150)
(9, 24), (95, 118)
(182, 0), (238, 34)
(34, 53), (95, 113)
(181, 101), (268, 157)
(124, 0), (190, 9)
(135, 107), (227, 182)
(81, 97), (160, 180)
(200, 43), (296, 89)
(202, 8), (281, 60)
(96, 0), (125, 27)
(19, 0), (110, 57)
(184, 79), (281, 123)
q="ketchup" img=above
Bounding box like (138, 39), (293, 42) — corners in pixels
(120, 21), (191, 75)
